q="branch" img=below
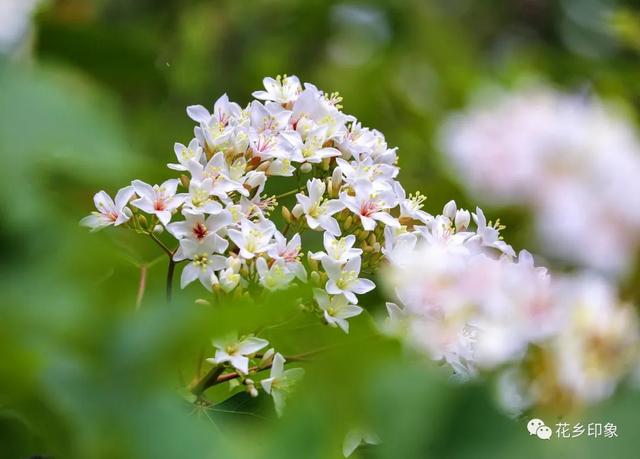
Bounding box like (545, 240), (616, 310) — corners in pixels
(190, 352), (313, 398)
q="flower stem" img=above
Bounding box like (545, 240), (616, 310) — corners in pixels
(275, 188), (301, 199)
(148, 232), (177, 303)
(166, 258), (176, 302)
(190, 352), (313, 397)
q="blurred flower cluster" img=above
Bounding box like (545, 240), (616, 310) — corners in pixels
(440, 87), (640, 275)
(384, 200), (640, 414)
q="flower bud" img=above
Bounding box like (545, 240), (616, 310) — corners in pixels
(443, 200), (457, 220)
(368, 233), (376, 245)
(307, 252), (319, 271)
(310, 271), (321, 285)
(256, 160), (271, 172)
(153, 224), (164, 234)
(300, 162), (313, 173)
(195, 298), (211, 306)
(259, 348), (275, 368)
(281, 206), (292, 223)
(245, 379), (259, 397)
(343, 215), (353, 230)
(137, 214), (148, 227)
(321, 157), (331, 171)
(292, 203), (303, 218)
(180, 174), (190, 188)
(122, 207), (133, 218)
(455, 209), (471, 231)
(372, 242), (381, 252)
(332, 166), (343, 189)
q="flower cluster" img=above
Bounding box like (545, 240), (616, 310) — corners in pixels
(384, 201), (640, 412)
(83, 77), (640, 418)
(81, 75), (424, 327)
(82, 75), (433, 412)
(439, 86), (640, 275)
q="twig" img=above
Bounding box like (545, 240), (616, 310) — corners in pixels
(275, 188), (302, 199)
(135, 264), (148, 310)
(190, 352), (313, 397)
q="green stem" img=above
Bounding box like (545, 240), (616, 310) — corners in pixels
(275, 188), (302, 199)
(190, 352), (314, 397)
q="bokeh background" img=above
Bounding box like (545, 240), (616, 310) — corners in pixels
(2, 0), (640, 457)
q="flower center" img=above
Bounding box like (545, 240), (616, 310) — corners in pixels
(192, 222), (208, 240)
(194, 253), (209, 269)
(336, 271), (357, 289)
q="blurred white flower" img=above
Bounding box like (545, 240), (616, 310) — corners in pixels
(260, 353), (304, 417)
(209, 335), (269, 375)
(440, 86), (640, 275)
(0, 0), (40, 54)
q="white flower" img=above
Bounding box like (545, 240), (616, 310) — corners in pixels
(80, 186), (134, 231)
(252, 75), (302, 105)
(281, 127), (341, 164)
(189, 153), (248, 199)
(440, 86), (640, 275)
(168, 138), (203, 171)
(396, 187), (431, 225)
(322, 256), (375, 304)
(551, 275), (639, 403)
(208, 335), (269, 374)
(340, 179), (399, 231)
(188, 94), (242, 149)
(175, 235), (227, 291)
(335, 121), (377, 158)
(267, 232), (306, 281)
(469, 207), (515, 257)
(314, 290), (362, 333)
(168, 210), (231, 261)
(249, 100), (291, 133)
(335, 157), (398, 186)
(0, 0), (40, 54)
(181, 177), (224, 215)
(260, 353), (304, 417)
(295, 179), (345, 236)
(310, 232), (362, 264)
(227, 218), (276, 259)
(266, 158), (295, 177)
(219, 257), (242, 293)
(131, 179), (184, 225)
(256, 258), (295, 291)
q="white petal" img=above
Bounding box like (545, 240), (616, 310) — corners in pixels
(237, 337), (269, 355)
(180, 263), (199, 288)
(187, 105), (211, 123)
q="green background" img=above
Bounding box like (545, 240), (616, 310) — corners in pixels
(1, 0), (640, 457)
